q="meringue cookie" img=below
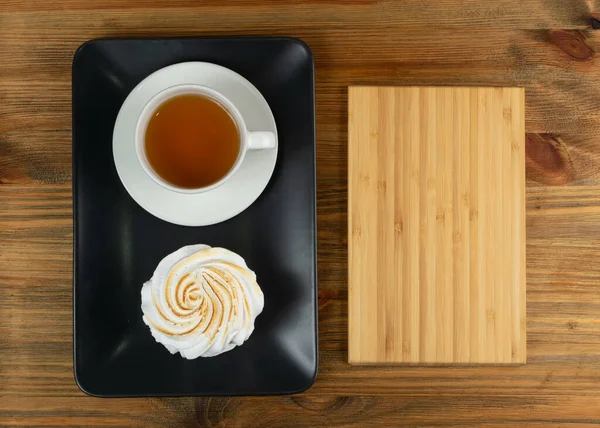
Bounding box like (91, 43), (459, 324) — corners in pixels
(141, 244), (264, 359)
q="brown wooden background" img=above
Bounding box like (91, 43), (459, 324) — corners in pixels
(2, 0), (600, 426)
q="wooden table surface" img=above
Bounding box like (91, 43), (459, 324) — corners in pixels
(2, 0), (600, 426)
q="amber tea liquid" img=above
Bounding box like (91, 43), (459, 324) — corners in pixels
(144, 94), (240, 189)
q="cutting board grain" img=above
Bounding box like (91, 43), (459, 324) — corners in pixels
(348, 87), (526, 364)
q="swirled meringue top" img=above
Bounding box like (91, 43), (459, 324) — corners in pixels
(141, 244), (264, 359)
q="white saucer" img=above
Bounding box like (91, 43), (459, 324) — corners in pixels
(113, 62), (278, 226)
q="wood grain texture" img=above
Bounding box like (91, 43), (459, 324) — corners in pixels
(2, 0), (600, 426)
(348, 87), (526, 364)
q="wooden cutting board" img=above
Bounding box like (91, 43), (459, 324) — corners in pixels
(348, 86), (526, 365)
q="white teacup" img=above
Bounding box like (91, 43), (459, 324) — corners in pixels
(113, 61), (278, 226)
(135, 83), (276, 194)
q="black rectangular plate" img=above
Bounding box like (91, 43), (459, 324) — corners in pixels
(73, 37), (317, 397)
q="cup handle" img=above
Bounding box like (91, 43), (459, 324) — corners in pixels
(247, 131), (276, 150)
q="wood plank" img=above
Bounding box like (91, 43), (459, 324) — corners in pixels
(2, 394), (600, 427)
(0, 0), (595, 29)
(3, 184), (600, 294)
(4, 295), (600, 397)
(0, 301), (600, 396)
(3, 28), (600, 184)
(4, 297), (600, 397)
